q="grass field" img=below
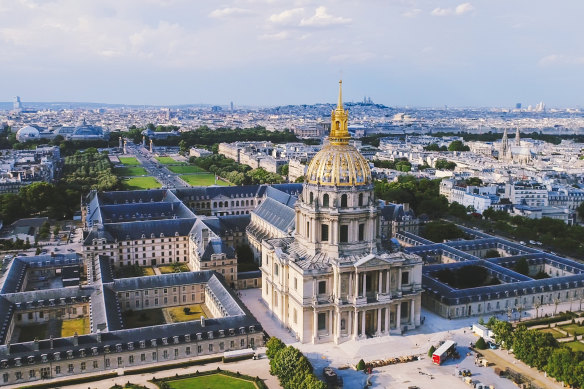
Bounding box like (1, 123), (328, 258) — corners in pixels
(538, 328), (565, 339)
(167, 165), (206, 174)
(166, 304), (210, 323)
(565, 341), (584, 352)
(165, 374), (256, 389)
(61, 317), (90, 337)
(119, 156), (141, 165)
(155, 156), (181, 164)
(158, 264), (190, 274)
(122, 308), (165, 329)
(123, 177), (162, 190)
(18, 324), (48, 342)
(560, 324), (584, 336)
(143, 267), (156, 276)
(181, 174), (229, 186)
(115, 166), (148, 176)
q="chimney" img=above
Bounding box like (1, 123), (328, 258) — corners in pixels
(33, 338), (39, 351)
(96, 330), (102, 343)
(73, 332), (78, 346)
(49, 336), (54, 350)
(200, 316), (205, 328)
(403, 203), (410, 212)
(6, 342), (10, 355)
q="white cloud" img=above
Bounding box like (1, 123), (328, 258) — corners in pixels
(258, 31), (291, 40)
(402, 8), (421, 18)
(539, 54), (584, 67)
(300, 6), (351, 27)
(431, 3), (473, 16)
(455, 3), (474, 15)
(208, 7), (251, 18)
(269, 8), (304, 24)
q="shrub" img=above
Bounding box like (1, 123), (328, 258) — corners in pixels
(266, 337), (286, 360)
(475, 337), (487, 350)
(183, 307), (191, 315)
(356, 359), (366, 371)
(428, 345), (436, 357)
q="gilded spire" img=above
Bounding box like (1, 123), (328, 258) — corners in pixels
(329, 80), (350, 145)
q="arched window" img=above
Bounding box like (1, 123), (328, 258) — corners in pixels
(341, 194), (347, 208)
(358, 193), (363, 206)
(322, 194), (329, 207)
(309, 192), (314, 204)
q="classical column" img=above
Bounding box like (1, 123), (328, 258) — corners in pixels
(355, 271), (360, 298)
(336, 310), (341, 339)
(348, 310), (352, 338)
(410, 299), (415, 325)
(362, 272), (367, 297)
(353, 310), (358, 339)
(348, 273), (353, 298)
(337, 271), (342, 299)
(396, 303), (401, 331)
(398, 268), (402, 290)
(376, 308), (381, 335)
(313, 309), (318, 342)
(385, 307), (390, 334)
(361, 309), (366, 337)
(378, 271), (383, 294)
(312, 279), (317, 299)
(385, 269), (390, 294)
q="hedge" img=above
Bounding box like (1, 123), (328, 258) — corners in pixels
(18, 372), (118, 389)
(124, 356), (222, 376)
(523, 312), (576, 327)
(151, 368), (267, 389)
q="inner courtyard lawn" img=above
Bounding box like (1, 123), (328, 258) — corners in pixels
(163, 374), (256, 389)
(123, 177), (162, 190)
(122, 309), (165, 329)
(142, 267), (156, 276)
(560, 323), (584, 336)
(167, 165), (206, 174)
(158, 264), (190, 274)
(166, 304), (211, 323)
(538, 327), (565, 339)
(61, 317), (90, 337)
(115, 166), (148, 176)
(119, 157), (141, 165)
(180, 174), (229, 186)
(18, 324), (48, 342)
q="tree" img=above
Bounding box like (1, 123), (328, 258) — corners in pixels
(484, 249), (500, 258)
(178, 140), (188, 154)
(421, 221), (465, 243)
(277, 164), (289, 176)
(465, 177), (483, 186)
(295, 176), (305, 183)
(489, 318), (514, 348)
(577, 202), (584, 221)
(270, 346), (312, 388)
(435, 159), (457, 170)
(266, 337), (285, 360)
(448, 140), (470, 152)
(428, 345), (436, 357)
(514, 258), (529, 276)
(475, 337), (487, 350)
(356, 359), (365, 370)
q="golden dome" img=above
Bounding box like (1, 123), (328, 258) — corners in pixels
(305, 81), (372, 187)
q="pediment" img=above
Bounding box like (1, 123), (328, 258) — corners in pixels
(353, 254), (391, 268)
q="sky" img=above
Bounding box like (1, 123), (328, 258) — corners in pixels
(0, 0), (583, 107)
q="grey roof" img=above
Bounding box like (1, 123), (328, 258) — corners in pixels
(111, 271), (214, 291)
(252, 197), (295, 234)
(237, 270), (261, 280)
(84, 218), (196, 244)
(98, 201), (195, 223)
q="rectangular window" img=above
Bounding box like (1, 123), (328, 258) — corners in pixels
(117, 357), (123, 366)
(105, 359), (110, 368)
(209, 344), (213, 352)
(186, 347), (191, 355)
(340, 225), (348, 243)
(241, 339), (245, 347)
(358, 224), (365, 241)
(321, 224), (329, 241)
(93, 361), (98, 369)
(197, 345), (202, 353)
(80, 362), (86, 371)
(220, 342), (224, 350)
(318, 312), (326, 331)
(129, 355), (134, 364)
(152, 352), (157, 360)
(306, 221), (310, 236)
(15, 372), (22, 380)
(318, 281), (326, 294)
(294, 278), (298, 290)
(68, 364), (74, 373)
(401, 271), (409, 285)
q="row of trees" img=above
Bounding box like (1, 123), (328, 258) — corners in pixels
(372, 158), (413, 172)
(435, 159), (457, 170)
(266, 337), (326, 389)
(487, 317), (584, 387)
(191, 154), (284, 185)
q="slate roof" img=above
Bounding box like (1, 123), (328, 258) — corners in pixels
(111, 271), (214, 291)
(84, 218), (196, 244)
(251, 197), (295, 233)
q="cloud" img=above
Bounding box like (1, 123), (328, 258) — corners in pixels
(258, 31), (291, 40)
(455, 3), (474, 15)
(539, 54), (584, 67)
(269, 8), (304, 24)
(431, 3), (473, 16)
(300, 6), (351, 27)
(208, 7), (251, 18)
(402, 8), (421, 18)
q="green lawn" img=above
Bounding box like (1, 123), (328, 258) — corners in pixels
(122, 309), (166, 329)
(158, 264), (190, 274)
(165, 374), (256, 389)
(166, 304), (210, 323)
(155, 156), (181, 164)
(119, 156), (141, 165)
(560, 324), (584, 336)
(18, 324), (48, 342)
(115, 166), (148, 176)
(181, 174), (230, 186)
(61, 317), (90, 337)
(565, 341), (584, 352)
(539, 328), (566, 339)
(123, 177), (162, 190)
(143, 267), (156, 276)
(167, 165), (206, 174)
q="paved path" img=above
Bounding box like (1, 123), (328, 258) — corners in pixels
(479, 348), (563, 389)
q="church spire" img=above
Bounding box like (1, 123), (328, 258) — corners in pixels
(515, 127), (521, 146)
(329, 80), (350, 145)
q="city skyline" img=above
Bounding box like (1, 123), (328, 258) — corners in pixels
(0, 0), (583, 107)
